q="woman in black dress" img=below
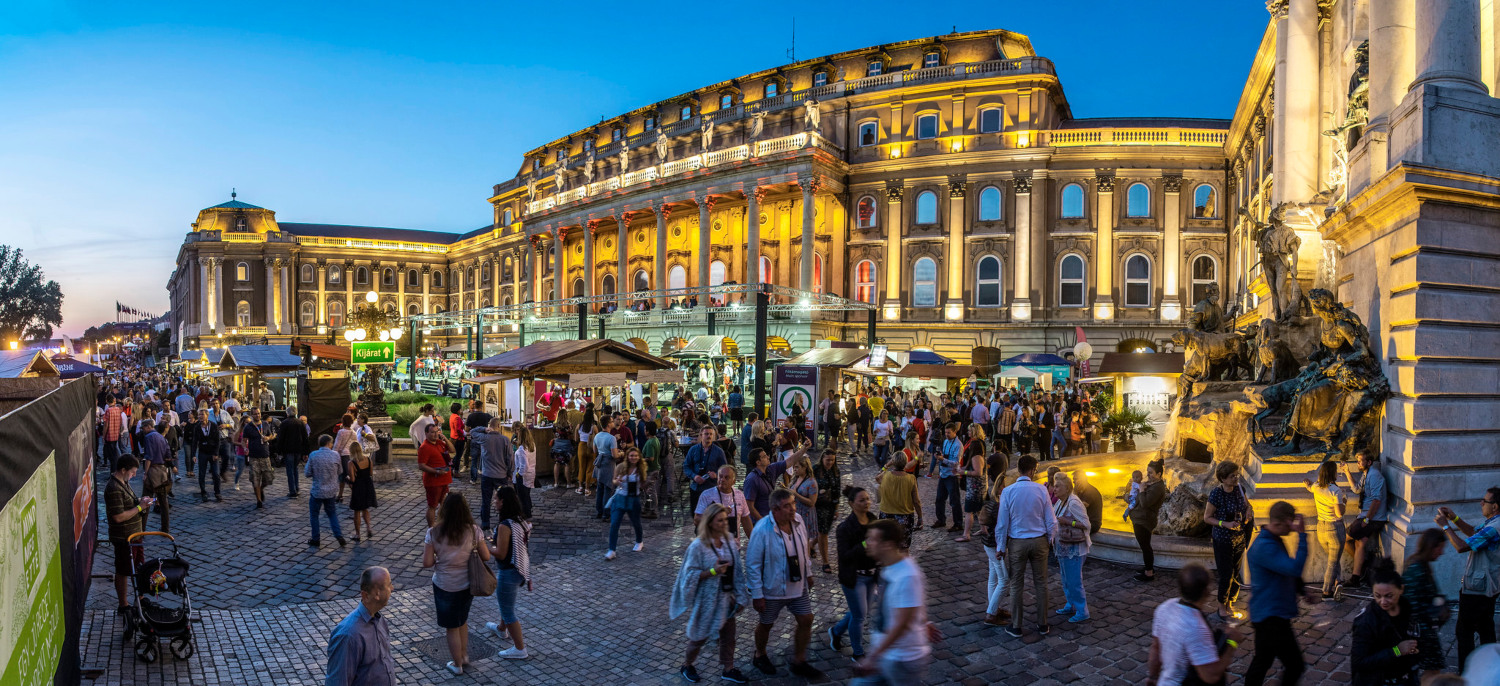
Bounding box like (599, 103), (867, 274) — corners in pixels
(347, 442), (378, 541)
(812, 449), (841, 573)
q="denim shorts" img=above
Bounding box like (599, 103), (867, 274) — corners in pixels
(433, 584), (473, 629)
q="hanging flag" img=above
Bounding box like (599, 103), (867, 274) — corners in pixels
(1074, 326), (1092, 379)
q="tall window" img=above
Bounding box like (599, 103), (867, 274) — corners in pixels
(466, 268), (475, 286)
(432, 270), (443, 288)
(912, 257), (938, 307)
(709, 260), (726, 288)
(916, 114), (938, 140)
(857, 195), (878, 228)
(764, 81), (779, 98)
(328, 301), (344, 328)
(813, 71), (828, 87)
(1191, 255), (1218, 304)
(976, 256), (1003, 306)
(854, 260), (876, 303)
(602, 273), (616, 295)
(612, 128), (623, 142)
(867, 60), (883, 76)
(407, 303), (419, 316)
(813, 253), (824, 294)
(234, 217), (248, 232)
(1127, 183), (1151, 217)
(923, 52), (940, 68)
(979, 108), (1003, 133)
(556, 149), (566, 163)
(299, 302), (314, 327)
(668, 265), (687, 290)
(356, 266), (369, 285)
(915, 191), (938, 224)
(978, 186), (1002, 221)
(720, 93), (733, 109)
(644, 116), (656, 131)
(482, 263), (491, 284)
(858, 122), (879, 147)
(236, 301), (251, 327)
(1193, 184), (1217, 218)
(582, 139), (593, 152)
(1125, 254), (1152, 306)
(1060, 254), (1086, 307)
(1061, 183), (1084, 218)
(502, 208), (513, 224)
(383, 268), (395, 286)
(236, 262), (249, 281)
(532, 159), (541, 173)
(328, 265), (342, 285)
(407, 269), (419, 287)
(633, 269), (650, 292)
(572, 278), (585, 298)
(301, 264), (313, 282)
(759, 256), (773, 284)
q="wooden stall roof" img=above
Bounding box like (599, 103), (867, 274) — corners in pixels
(469, 339), (676, 376)
(220, 345), (303, 369)
(0, 350), (60, 378)
(290, 339), (352, 363)
(1096, 352), (1184, 375)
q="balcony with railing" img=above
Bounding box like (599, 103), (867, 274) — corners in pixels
(1044, 127), (1227, 148)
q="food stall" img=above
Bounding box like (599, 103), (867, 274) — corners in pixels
(889, 363), (977, 396)
(666, 335), (749, 398)
(1096, 352), (1183, 444)
(997, 353), (1075, 390)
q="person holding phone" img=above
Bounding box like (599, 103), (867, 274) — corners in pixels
(1244, 501), (1312, 686)
(105, 455), (153, 612)
(419, 424), (454, 528)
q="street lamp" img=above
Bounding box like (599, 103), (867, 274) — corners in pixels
(7, 341), (15, 350)
(365, 290), (378, 304)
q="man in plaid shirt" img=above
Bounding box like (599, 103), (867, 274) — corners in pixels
(101, 398), (129, 470)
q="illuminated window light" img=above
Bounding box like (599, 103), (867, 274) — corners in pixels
(889, 147), (901, 159)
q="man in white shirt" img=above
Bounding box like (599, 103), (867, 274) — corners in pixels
(222, 391), (240, 413)
(994, 454), (1058, 638)
(1148, 563), (1241, 686)
(853, 518), (933, 685)
(695, 464), (752, 539)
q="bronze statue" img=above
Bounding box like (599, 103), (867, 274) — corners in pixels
(1240, 204), (1303, 323)
(1244, 289), (1390, 460)
(1324, 40), (1370, 152)
(1189, 282), (1227, 333)
(1171, 327), (1253, 401)
(1253, 319), (1299, 384)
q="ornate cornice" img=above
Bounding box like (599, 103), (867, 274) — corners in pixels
(1162, 175), (1183, 193)
(1096, 173), (1116, 193)
(948, 174), (968, 198)
(885, 182), (905, 201)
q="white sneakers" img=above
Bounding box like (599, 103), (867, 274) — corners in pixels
(445, 661), (463, 675)
(632, 542), (644, 552)
(605, 550), (617, 560)
(485, 621), (506, 641)
(497, 647), (529, 660)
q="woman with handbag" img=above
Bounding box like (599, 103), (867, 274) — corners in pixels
(605, 446), (649, 560)
(1051, 472), (1092, 623)
(347, 442), (377, 541)
(485, 485), (532, 660)
(422, 492), (492, 675)
(670, 502), (751, 684)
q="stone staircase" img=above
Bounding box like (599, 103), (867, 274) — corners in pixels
(1245, 445), (1322, 518)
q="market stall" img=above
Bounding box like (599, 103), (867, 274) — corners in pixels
(998, 353), (1075, 390)
(0, 350), (60, 379)
(1096, 352), (1184, 438)
(47, 355), (104, 379)
(666, 335), (753, 399)
(889, 363), (977, 395)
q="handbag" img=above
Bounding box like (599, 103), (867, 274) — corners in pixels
(1056, 500), (1086, 544)
(468, 530), (498, 597)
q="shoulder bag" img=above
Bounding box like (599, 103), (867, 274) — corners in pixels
(1055, 499), (1086, 544)
(468, 527), (498, 597)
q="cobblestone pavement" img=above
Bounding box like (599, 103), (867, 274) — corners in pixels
(81, 452), (1366, 685)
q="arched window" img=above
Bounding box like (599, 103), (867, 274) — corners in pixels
(407, 269), (419, 287)
(467, 267), (476, 286)
(912, 257), (938, 307)
(301, 264), (313, 283)
(1127, 183), (1151, 217)
(1061, 184), (1085, 218)
(709, 261), (727, 288)
(432, 270), (443, 288)
(978, 186), (1002, 221)
(856, 195), (878, 228)
(384, 301), (398, 315)
(978, 107), (1003, 134)
(1191, 255), (1219, 305)
(355, 266), (368, 285)
(482, 263), (491, 284)
(759, 256), (773, 284)
(602, 273), (616, 296)
(407, 303), (419, 316)
(668, 265), (687, 291)
(235, 262), (249, 281)
(382, 268), (394, 286)
(502, 208), (513, 225)
(235, 301), (251, 327)
(328, 301), (345, 328)
(633, 269), (650, 292)
(854, 260), (877, 303)
(976, 256), (1003, 306)
(915, 114), (938, 140)
(1193, 184), (1217, 218)
(1124, 254), (1152, 306)
(328, 265), (342, 285)
(1060, 254), (1086, 307)
(572, 278), (585, 298)
(915, 191), (938, 224)
(813, 253), (824, 294)
(858, 122), (879, 147)
(299, 301), (315, 327)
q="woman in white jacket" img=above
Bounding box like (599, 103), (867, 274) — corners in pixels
(670, 502), (751, 684)
(1051, 472), (1093, 623)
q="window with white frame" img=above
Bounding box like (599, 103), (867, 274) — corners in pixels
(1060, 254), (1086, 307)
(978, 186), (1002, 221)
(1191, 255), (1218, 305)
(633, 269), (650, 292)
(867, 60), (883, 76)
(764, 81), (779, 98)
(234, 217), (248, 232)
(1193, 184), (1217, 218)
(858, 121), (879, 147)
(813, 71), (828, 87)
(236, 301), (251, 327)
(912, 257), (938, 307)
(236, 262), (249, 281)
(976, 255), (1003, 306)
(680, 104), (693, 120)
(916, 114), (938, 139)
(915, 191), (938, 224)
(612, 128), (623, 142)
(583, 139), (593, 152)
(1061, 183), (1085, 218)
(923, 52), (940, 68)
(1124, 254), (1152, 306)
(720, 93), (733, 109)
(709, 261), (726, 288)
(1127, 183), (1151, 217)
(854, 260), (876, 303)
(299, 301), (315, 327)
(856, 195), (878, 228)
(979, 108), (1003, 133)
(668, 265), (687, 291)
(328, 301), (344, 328)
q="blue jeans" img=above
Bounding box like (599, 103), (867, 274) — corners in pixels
(934, 476), (961, 527)
(284, 455), (301, 495)
(608, 495), (642, 551)
(233, 454), (247, 485)
(1059, 555), (1088, 619)
(496, 567), (524, 624)
(983, 544), (1009, 615)
(309, 497), (343, 541)
(1050, 430), (1066, 460)
(872, 443), (890, 468)
(850, 653), (930, 686)
(833, 574), (877, 655)
(479, 476), (511, 530)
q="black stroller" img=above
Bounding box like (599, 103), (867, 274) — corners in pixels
(123, 531), (195, 663)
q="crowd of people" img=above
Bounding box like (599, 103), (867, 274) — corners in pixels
(93, 353), (1500, 685)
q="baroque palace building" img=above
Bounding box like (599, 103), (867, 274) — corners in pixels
(170, 28), (1238, 361)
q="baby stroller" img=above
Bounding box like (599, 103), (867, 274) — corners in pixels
(123, 531), (195, 663)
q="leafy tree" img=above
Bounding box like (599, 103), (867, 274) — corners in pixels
(0, 246), (64, 343)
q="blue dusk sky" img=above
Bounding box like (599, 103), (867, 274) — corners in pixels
(0, 1), (1270, 336)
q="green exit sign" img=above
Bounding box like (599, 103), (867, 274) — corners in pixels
(351, 341), (396, 365)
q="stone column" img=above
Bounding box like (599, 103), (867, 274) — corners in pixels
(266, 260), (279, 333)
(420, 265), (430, 314)
(554, 228), (566, 302)
(1365, 0), (1418, 167)
(198, 257), (210, 335)
(1093, 173), (1115, 320)
(615, 211), (631, 308)
(883, 182), (904, 321)
(746, 189), (763, 285)
(799, 180), (818, 293)
(698, 198), (714, 290)
(1161, 175), (1183, 321)
(944, 175), (967, 320)
(510, 249), (523, 308)
(1011, 174), (1033, 321)
(212, 258), (224, 331)
(316, 260), (328, 326)
(396, 262), (407, 316)
(653, 204), (669, 308)
(456, 259), (467, 311)
(1412, 0), (1487, 93)
(280, 260), (291, 331)
(584, 221), (598, 297)
(343, 260), (354, 323)
(1271, 0), (1322, 205)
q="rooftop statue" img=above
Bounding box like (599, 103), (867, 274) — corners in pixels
(701, 122), (714, 152)
(618, 147), (630, 174)
(751, 110), (766, 138)
(582, 151), (596, 184)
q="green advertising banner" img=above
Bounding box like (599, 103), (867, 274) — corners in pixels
(351, 341), (396, 365)
(0, 453), (64, 686)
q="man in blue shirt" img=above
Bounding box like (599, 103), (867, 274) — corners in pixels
(326, 566), (397, 686)
(1244, 501), (1309, 686)
(1340, 450), (1387, 588)
(139, 420), (172, 532)
(933, 424), (963, 531)
(683, 426), (726, 511)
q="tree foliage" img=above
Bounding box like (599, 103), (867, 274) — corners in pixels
(0, 246), (64, 343)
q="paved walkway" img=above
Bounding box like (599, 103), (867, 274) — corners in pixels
(81, 452), (1365, 685)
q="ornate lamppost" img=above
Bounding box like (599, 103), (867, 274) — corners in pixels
(344, 291), (405, 417)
